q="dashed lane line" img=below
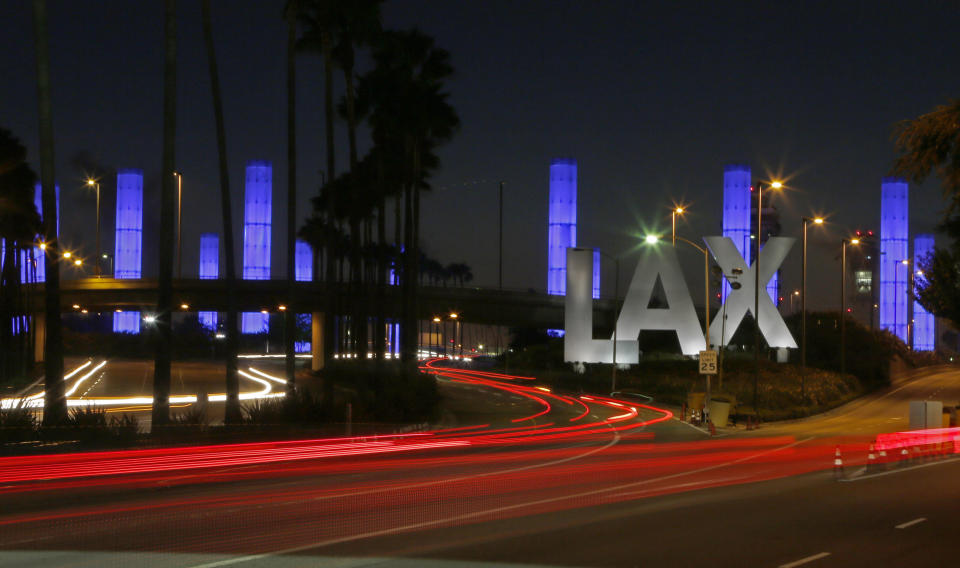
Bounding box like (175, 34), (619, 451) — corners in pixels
(778, 552), (831, 568)
(895, 517), (927, 529)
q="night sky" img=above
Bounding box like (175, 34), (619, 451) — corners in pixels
(3, 1), (959, 311)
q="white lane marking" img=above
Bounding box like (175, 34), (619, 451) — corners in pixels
(675, 418), (711, 435)
(779, 552), (831, 568)
(895, 517), (927, 529)
(189, 436), (813, 568)
(842, 455), (960, 482)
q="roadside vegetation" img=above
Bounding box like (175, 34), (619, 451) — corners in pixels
(502, 312), (950, 423)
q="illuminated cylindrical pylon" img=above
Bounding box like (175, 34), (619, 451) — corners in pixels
(113, 169), (144, 333)
(547, 158), (599, 299)
(241, 160), (272, 334)
(722, 164), (751, 303)
(198, 233), (219, 331)
(912, 234), (934, 351)
(879, 177), (909, 342)
(17, 182), (60, 284)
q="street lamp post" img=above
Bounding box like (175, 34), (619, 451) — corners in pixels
(173, 171), (183, 279)
(840, 238), (860, 375)
(596, 249), (622, 392)
(895, 259), (910, 346)
(800, 216), (823, 402)
(671, 206), (684, 246)
(86, 179), (101, 277)
(753, 181), (782, 420)
(675, 234), (712, 408)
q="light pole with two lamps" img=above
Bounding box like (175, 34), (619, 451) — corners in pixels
(840, 237), (860, 375)
(85, 178), (101, 277)
(596, 248), (624, 392)
(800, 215), (824, 402)
(173, 171), (184, 279)
(673, 233), (713, 411)
(753, 181), (783, 420)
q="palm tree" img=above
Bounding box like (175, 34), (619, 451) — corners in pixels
(202, 0), (242, 424)
(297, 1), (339, 365)
(359, 29), (459, 365)
(153, 0), (178, 429)
(284, 0), (299, 393)
(332, 1), (382, 357)
(0, 128), (39, 384)
(446, 262), (473, 287)
(31, 0), (66, 426)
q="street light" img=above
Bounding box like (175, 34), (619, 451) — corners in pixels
(449, 313), (461, 359)
(840, 237), (860, 375)
(753, 181), (783, 420)
(172, 171), (184, 279)
(674, 233), (713, 409)
(800, 215), (823, 402)
(596, 249), (623, 392)
(86, 178), (101, 277)
(671, 206), (685, 246)
(896, 259), (910, 346)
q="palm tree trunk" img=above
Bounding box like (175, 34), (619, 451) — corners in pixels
(153, 0), (177, 430)
(284, 0), (297, 393)
(321, 30), (337, 369)
(32, 0), (65, 426)
(202, 0), (241, 423)
(0, 242), (16, 382)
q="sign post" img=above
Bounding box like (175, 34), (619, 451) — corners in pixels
(699, 350), (717, 425)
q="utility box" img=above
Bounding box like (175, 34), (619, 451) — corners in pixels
(909, 401), (943, 430)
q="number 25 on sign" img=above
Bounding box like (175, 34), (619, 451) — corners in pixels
(699, 350), (717, 375)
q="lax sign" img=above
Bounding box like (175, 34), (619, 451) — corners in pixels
(564, 236), (797, 363)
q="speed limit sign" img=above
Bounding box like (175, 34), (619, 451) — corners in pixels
(699, 350), (717, 375)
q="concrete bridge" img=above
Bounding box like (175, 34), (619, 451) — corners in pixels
(38, 278), (622, 328)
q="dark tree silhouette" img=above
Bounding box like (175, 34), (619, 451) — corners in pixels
(32, 0), (66, 425)
(202, 0), (242, 423)
(153, 0), (177, 428)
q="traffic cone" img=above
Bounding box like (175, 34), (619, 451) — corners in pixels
(709, 420), (717, 436)
(834, 446), (844, 480)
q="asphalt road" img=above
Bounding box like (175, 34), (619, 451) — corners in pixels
(0, 363), (958, 567)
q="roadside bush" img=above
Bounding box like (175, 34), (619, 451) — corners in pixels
(108, 413), (140, 446)
(323, 361), (441, 424)
(0, 404), (39, 445)
(242, 390), (329, 427)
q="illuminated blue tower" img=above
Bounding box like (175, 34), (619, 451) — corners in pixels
(198, 232), (219, 330)
(295, 239), (312, 282)
(879, 178), (909, 342)
(912, 234), (935, 351)
(548, 159), (577, 296)
(241, 161), (272, 333)
(547, 158), (599, 299)
(17, 182), (60, 284)
(722, 164), (751, 302)
(113, 169), (144, 333)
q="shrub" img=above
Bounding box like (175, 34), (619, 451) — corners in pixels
(0, 403), (38, 445)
